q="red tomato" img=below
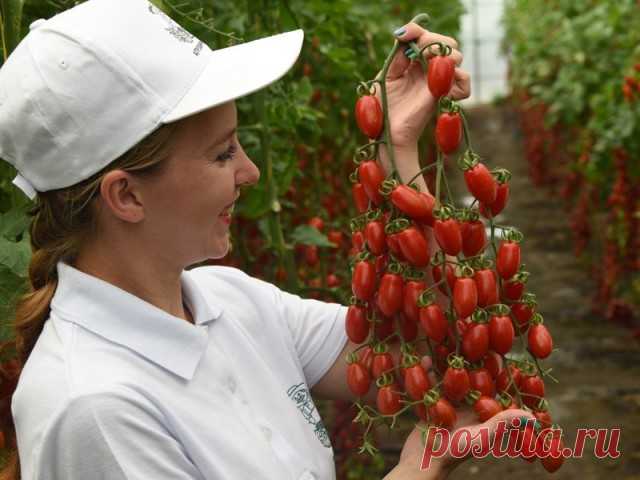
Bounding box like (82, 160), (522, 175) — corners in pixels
(453, 277), (478, 318)
(469, 367), (496, 397)
(377, 273), (404, 317)
(403, 280), (426, 323)
(327, 230), (343, 247)
(326, 273), (340, 287)
(347, 362), (371, 397)
(304, 245), (319, 266)
(374, 315), (395, 340)
(434, 218), (462, 256)
(528, 324), (553, 359)
(390, 185), (433, 220)
(352, 260), (376, 301)
(355, 95), (383, 139)
(483, 351), (503, 378)
(539, 432), (565, 473)
(358, 160), (386, 205)
(460, 219), (487, 257)
(443, 366), (470, 403)
(479, 183), (510, 217)
(464, 163), (498, 205)
(496, 241), (521, 279)
(364, 220), (386, 255)
(427, 55), (456, 98)
(474, 268), (498, 307)
(359, 346), (374, 372)
(428, 397), (457, 429)
(404, 364), (431, 400)
(489, 315), (515, 355)
(433, 263), (456, 295)
(419, 303), (448, 343)
(398, 226), (430, 267)
(351, 230), (365, 251)
(512, 303), (534, 332)
(417, 192), (436, 226)
(372, 352), (395, 379)
(496, 365), (522, 394)
(462, 323), (490, 362)
(503, 279), (525, 301)
(386, 232), (405, 260)
(520, 375), (545, 409)
(308, 216), (324, 231)
(435, 112), (462, 154)
(377, 384), (401, 415)
(346, 305), (369, 344)
(352, 183), (369, 214)
(434, 344), (451, 373)
(474, 396), (502, 422)
(399, 313), (418, 341)
(374, 254), (388, 274)
(534, 410), (553, 429)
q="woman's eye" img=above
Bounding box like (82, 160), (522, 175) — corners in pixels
(215, 143), (237, 162)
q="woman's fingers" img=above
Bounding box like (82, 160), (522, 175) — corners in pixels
(395, 22), (459, 51)
(450, 68), (472, 100)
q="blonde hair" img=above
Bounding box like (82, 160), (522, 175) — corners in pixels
(0, 120), (183, 478)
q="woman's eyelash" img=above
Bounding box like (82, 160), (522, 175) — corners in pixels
(215, 142), (237, 162)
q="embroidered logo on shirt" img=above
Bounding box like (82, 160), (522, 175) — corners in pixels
(147, 4), (204, 56)
(286, 383), (331, 448)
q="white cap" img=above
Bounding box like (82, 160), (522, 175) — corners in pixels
(0, 0), (304, 200)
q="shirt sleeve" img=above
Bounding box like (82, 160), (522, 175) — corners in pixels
(273, 287), (349, 389)
(36, 390), (204, 480)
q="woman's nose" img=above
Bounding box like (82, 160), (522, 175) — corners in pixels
(236, 145), (260, 186)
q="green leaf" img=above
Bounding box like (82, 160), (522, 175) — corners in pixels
(289, 225), (334, 247)
(0, 233), (30, 278)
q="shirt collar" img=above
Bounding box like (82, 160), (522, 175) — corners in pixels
(50, 261), (223, 380)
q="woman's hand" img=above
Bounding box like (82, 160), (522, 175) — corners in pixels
(375, 22), (471, 150)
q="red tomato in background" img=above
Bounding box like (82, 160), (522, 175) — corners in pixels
(464, 163), (498, 205)
(496, 365), (522, 394)
(482, 351), (503, 378)
(427, 55), (456, 98)
(520, 375), (545, 409)
(355, 95), (383, 138)
(399, 313), (418, 341)
(503, 278), (525, 301)
(436, 112), (463, 154)
(512, 302), (535, 332)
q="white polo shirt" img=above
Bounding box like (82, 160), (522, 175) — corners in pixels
(12, 261), (348, 480)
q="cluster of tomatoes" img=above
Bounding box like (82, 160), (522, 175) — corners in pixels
(622, 63), (640, 102)
(344, 46), (563, 472)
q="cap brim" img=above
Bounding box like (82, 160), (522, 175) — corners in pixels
(162, 29), (304, 123)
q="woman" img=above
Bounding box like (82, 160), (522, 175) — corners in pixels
(0, 0), (533, 478)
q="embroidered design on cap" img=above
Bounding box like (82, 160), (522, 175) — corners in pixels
(148, 4), (204, 56)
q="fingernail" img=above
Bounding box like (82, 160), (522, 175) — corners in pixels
(393, 26), (406, 37)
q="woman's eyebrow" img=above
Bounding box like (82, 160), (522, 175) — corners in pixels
(207, 127), (237, 150)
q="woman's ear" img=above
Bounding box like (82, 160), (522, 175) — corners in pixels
(98, 170), (145, 223)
